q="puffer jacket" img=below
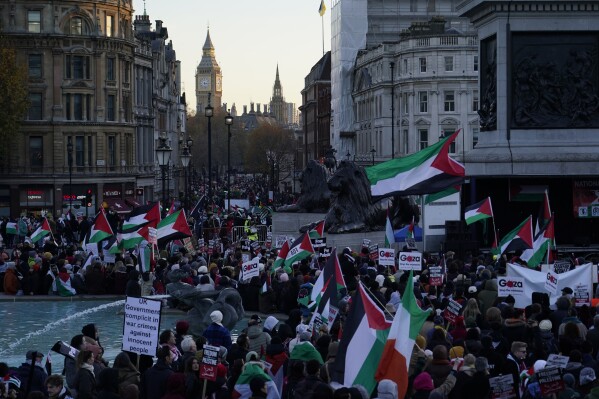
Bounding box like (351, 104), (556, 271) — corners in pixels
(247, 324), (271, 355)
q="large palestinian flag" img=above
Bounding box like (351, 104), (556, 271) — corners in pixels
(465, 197), (494, 225)
(492, 215), (533, 255)
(308, 220), (326, 239)
(331, 281), (391, 395)
(367, 130), (464, 197)
(31, 218), (51, 243)
(284, 233), (314, 268)
(309, 248), (347, 327)
(6, 222), (18, 235)
(273, 240), (290, 274)
(232, 363), (279, 399)
(157, 210), (192, 244)
(118, 222), (151, 250)
(85, 210), (114, 244)
(375, 271), (431, 399)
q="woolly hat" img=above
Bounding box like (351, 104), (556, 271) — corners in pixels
(245, 351), (259, 363)
(198, 265), (208, 274)
(413, 372), (434, 391)
(580, 367), (597, 385)
(176, 320), (190, 334)
(375, 275), (385, 288)
(449, 346), (464, 359)
(415, 335), (426, 350)
(376, 379), (398, 399)
(461, 354), (476, 370)
(468, 286), (478, 294)
(210, 310), (223, 324)
(539, 319), (552, 331)
(533, 360), (547, 373)
(279, 273), (289, 282)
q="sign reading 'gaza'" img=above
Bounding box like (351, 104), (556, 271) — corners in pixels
(497, 276), (526, 297)
(398, 251), (422, 271)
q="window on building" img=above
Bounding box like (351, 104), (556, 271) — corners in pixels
(106, 15), (114, 37)
(419, 91), (428, 113)
(87, 136), (93, 171)
(28, 93), (42, 120)
(28, 54), (42, 78)
(444, 91), (455, 112)
(28, 10), (41, 33)
(474, 55), (479, 72)
(123, 94), (130, 122)
(444, 56), (454, 72)
(419, 57), (427, 73)
(472, 90), (479, 112)
(29, 136), (43, 168)
(124, 61), (131, 83)
(419, 129), (428, 150)
(65, 93), (91, 121)
(68, 17), (83, 35)
(472, 127), (479, 148)
(108, 136), (116, 171)
(402, 93), (409, 114)
(106, 57), (115, 80)
(402, 129), (408, 153)
(441, 129), (456, 153)
(75, 136), (84, 169)
(66, 55), (90, 79)
(106, 95), (115, 121)
(403, 59), (408, 75)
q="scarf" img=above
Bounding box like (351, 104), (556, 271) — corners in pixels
(80, 362), (95, 377)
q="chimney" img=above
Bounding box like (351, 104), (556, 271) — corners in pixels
(250, 103), (255, 113)
(256, 103), (262, 115)
(263, 104), (268, 114)
(134, 15), (151, 32)
(243, 105), (247, 114)
(155, 20), (163, 33)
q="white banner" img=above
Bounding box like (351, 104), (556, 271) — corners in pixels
(398, 251), (422, 271)
(544, 271), (559, 295)
(122, 297), (162, 356)
(507, 263), (593, 309)
(378, 248), (395, 266)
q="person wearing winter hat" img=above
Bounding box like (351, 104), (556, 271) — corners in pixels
(559, 373), (580, 399)
(449, 354), (477, 399)
(202, 310), (232, 350)
(174, 320), (190, 352)
(375, 379), (398, 399)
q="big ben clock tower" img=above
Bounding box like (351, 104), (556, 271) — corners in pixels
(196, 28), (222, 114)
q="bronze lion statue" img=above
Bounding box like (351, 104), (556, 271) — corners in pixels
(278, 160), (330, 212)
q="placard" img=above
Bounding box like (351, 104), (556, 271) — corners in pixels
(536, 367), (564, 396)
(369, 244), (379, 261)
(241, 253), (250, 263)
(183, 237), (195, 255)
(311, 237), (327, 249)
(241, 259), (260, 281)
(546, 354), (569, 369)
(275, 235), (287, 249)
(327, 305), (339, 331)
(208, 240), (215, 255)
(85, 243), (98, 255)
(147, 227), (158, 245)
(378, 248), (395, 266)
(250, 240), (261, 255)
(553, 261), (571, 274)
(574, 283), (591, 307)
(265, 232), (272, 249)
(544, 271), (558, 295)
(122, 297), (162, 355)
(362, 239), (371, 248)
(200, 344), (219, 381)
(398, 251), (422, 271)
(319, 247), (332, 258)
(405, 238), (417, 250)
(443, 298), (463, 324)
(489, 374), (516, 399)
(429, 265), (444, 286)
(103, 253), (116, 264)
(497, 276), (526, 297)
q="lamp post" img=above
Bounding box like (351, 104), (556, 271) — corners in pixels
(371, 147), (376, 165)
(186, 137), (193, 207)
(205, 93), (213, 206)
(156, 134), (172, 217)
(225, 111), (234, 212)
(67, 137), (73, 213)
(180, 145), (191, 212)
(266, 150), (275, 203)
(346, 150), (351, 161)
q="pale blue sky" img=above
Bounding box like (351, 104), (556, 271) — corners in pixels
(134, 0), (332, 114)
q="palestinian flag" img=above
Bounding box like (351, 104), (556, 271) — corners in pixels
(157, 210), (192, 244)
(424, 185), (461, 205)
(308, 220), (326, 239)
(284, 233), (314, 268)
(290, 342), (324, 364)
(118, 224), (148, 250)
(103, 236), (121, 255)
(465, 197), (494, 225)
(492, 215), (534, 255)
(6, 222), (18, 235)
(310, 248), (346, 307)
(535, 191), (551, 235)
(331, 281), (392, 395)
(273, 241), (291, 274)
(385, 209), (394, 247)
(407, 216), (415, 239)
(85, 210), (114, 243)
(375, 271), (431, 399)
(123, 203), (161, 230)
(367, 129), (464, 197)
(232, 363), (279, 399)
(509, 184), (548, 202)
(521, 216), (555, 267)
(31, 218), (52, 243)
(56, 272), (76, 297)
(265, 353), (287, 396)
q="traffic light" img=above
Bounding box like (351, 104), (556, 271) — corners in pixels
(85, 189), (92, 207)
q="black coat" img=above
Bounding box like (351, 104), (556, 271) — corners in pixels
(140, 360), (173, 399)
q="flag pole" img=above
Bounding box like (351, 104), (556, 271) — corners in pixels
(321, 9), (324, 55)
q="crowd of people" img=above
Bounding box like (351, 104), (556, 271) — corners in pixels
(1, 212), (599, 399)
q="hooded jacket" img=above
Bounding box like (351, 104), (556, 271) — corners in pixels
(247, 324), (271, 355)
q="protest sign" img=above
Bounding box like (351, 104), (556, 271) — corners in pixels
(497, 276), (526, 297)
(443, 298), (463, 324)
(553, 261), (571, 274)
(546, 354), (569, 369)
(378, 248), (395, 266)
(544, 271), (558, 295)
(147, 227), (157, 245)
(183, 237), (195, 255)
(398, 251), (422, 271)
(275, 235), (287, 249)
(369, 244), (379, 261)
(536, 367), (564, 396)
(429, 266), (444, 286)
(489, 374), (516, 399)
(85, 243), (98, 255)
(311, 237), (327, 250)
(103, 253), (116, 264)
(241, 259), (260, 281)
(574, 283), (591, 307)
(122, 297), (162, 356)
(362, 239), (371, 248)
(327, 305), (339, 331)
(200, 344), (219, 381)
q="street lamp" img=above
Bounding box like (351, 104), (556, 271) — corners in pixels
(370, 147), (377, 165)
(67, 137), (73, 213)
(156, 134), (172, 217)
(346, 150), (351, 161)
(225, 111), (234, 212)
(180, 145), (191, 212)
(205, 93), (214, 206)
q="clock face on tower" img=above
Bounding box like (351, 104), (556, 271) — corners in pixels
(199, 77), (210, 89)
